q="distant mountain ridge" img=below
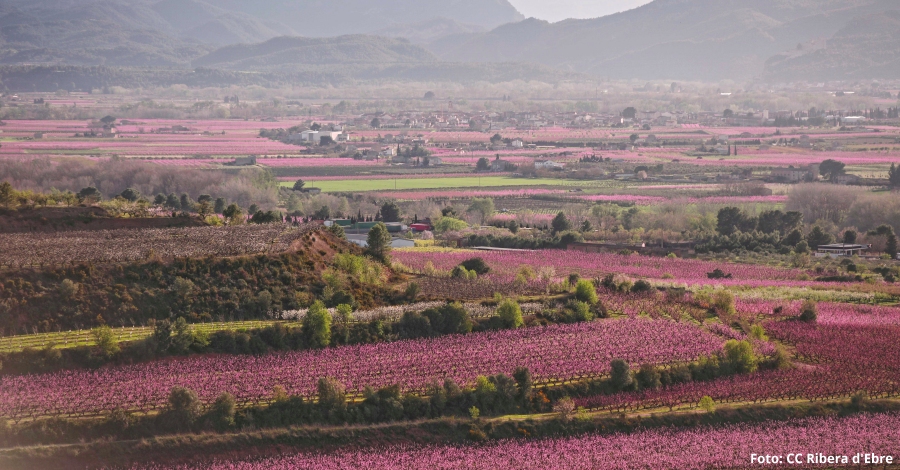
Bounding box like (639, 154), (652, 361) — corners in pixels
(0, 0), (896, 82)
(373, 18), (487, 45)
(763, 10), (900, 81)
(193, 36), (438, 69)
(1, 0), (523, 46)
(0, 0), (523, 69)
(430, 0), (900, 80)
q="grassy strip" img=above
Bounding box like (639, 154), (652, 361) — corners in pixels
(281, 176), (566, 192)
(0, 321), (302, 354)
(2, 399), (897, 470)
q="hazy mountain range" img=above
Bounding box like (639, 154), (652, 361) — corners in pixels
(431, 0), (900, 81)
(0, 0), (897, 84)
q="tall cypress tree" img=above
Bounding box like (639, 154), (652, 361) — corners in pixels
(889, 163), (900, 188)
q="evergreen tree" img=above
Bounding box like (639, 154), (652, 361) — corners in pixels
(889, 163), (900, 188)
(819, 159), (846, 182)
(806, 226), (834, 249)
(610, 359), (633, 391)
(551, 212), (572, 234)
(366, 222), (392, 262)
(119, 188), (140, 202)
(887, 233), (899, 259)
(380, 202), (401, 223)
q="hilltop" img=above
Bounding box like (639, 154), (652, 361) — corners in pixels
(763, 9), (900, 81)
(430, 0), (900, 80)
(0, 207), (206, 234)
(0, 0), (898, 86)
(193, 36), (438, 70)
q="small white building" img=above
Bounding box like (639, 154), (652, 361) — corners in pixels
(815, 244), (869, 258)
(511, 139), (524, 149)
(318, 131), (342, 143)
(535, 160), (564, 170)
(300, 130), (319, 142)
(297, 130), (342, 144)
(771, 167), (812, 182)
(421, 156), (442, 167)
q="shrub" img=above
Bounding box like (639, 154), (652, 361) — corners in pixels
(699, 395), (716, 413)
(707, 269), (732, 279)
(635, 364), (661, 391)
(610, 359), (633, 391)
(749, 324), (768, 341)
(631, 280), (653, 293)
(851, 391), (868, 408)
(513, 367), (533, 405)
(434, 217), (468, 233)
(92, 325), (120, 358)
(165, 386), (201, 429)
(517, 265), (537, 281)
(724, 339), (757, 374)
(712, 290), (736, 316)
(770, 345), (793, 370)
(318, 377), (347, 418)
(422, 303), (472, 335)
(168, 317), (201, 354)
(328, 223), (346, 240)
(574, 279), (599, 304)
(405, 282), (421, 300)
(58, 279), (78, 299)
(451, 265), (477, 280)
(302, 301), (332, 348)
(591, 300), (609, 319)
(799, 300), (818, 323)
(209, 392), (236, 431)
(557, 231), (584, 246)
(553, 397), (576, 421)
(459, 257), (491, 275)
(566, 300), (594, 322)
(496, 299), (524, 329)
(397, 311), (433, 339)
(250, 210), (282, 224)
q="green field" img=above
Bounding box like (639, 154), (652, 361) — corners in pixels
(281, 176), (566, 192)
(0, 320), (300, 353)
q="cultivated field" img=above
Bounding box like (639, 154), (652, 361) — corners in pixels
(0, 223), (318, 268)
(2, 91), (900, 470)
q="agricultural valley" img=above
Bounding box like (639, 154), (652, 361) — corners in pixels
(1, 0), (900, 468)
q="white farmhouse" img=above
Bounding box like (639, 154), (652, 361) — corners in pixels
(535, 160), (564, 170)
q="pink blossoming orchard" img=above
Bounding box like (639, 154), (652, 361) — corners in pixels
(1, 84), (900, 470)
(134, 413), (900, 470)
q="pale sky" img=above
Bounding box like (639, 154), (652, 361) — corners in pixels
(508, 0), (652, 22)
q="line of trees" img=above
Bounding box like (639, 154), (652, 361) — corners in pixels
(3, 334), (784, 445)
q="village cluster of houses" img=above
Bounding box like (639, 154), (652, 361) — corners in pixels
(337, 109), (878, 132)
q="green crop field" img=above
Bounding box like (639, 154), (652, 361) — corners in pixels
(0, 320), (301, 353)
(280, 176), (567, 192)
